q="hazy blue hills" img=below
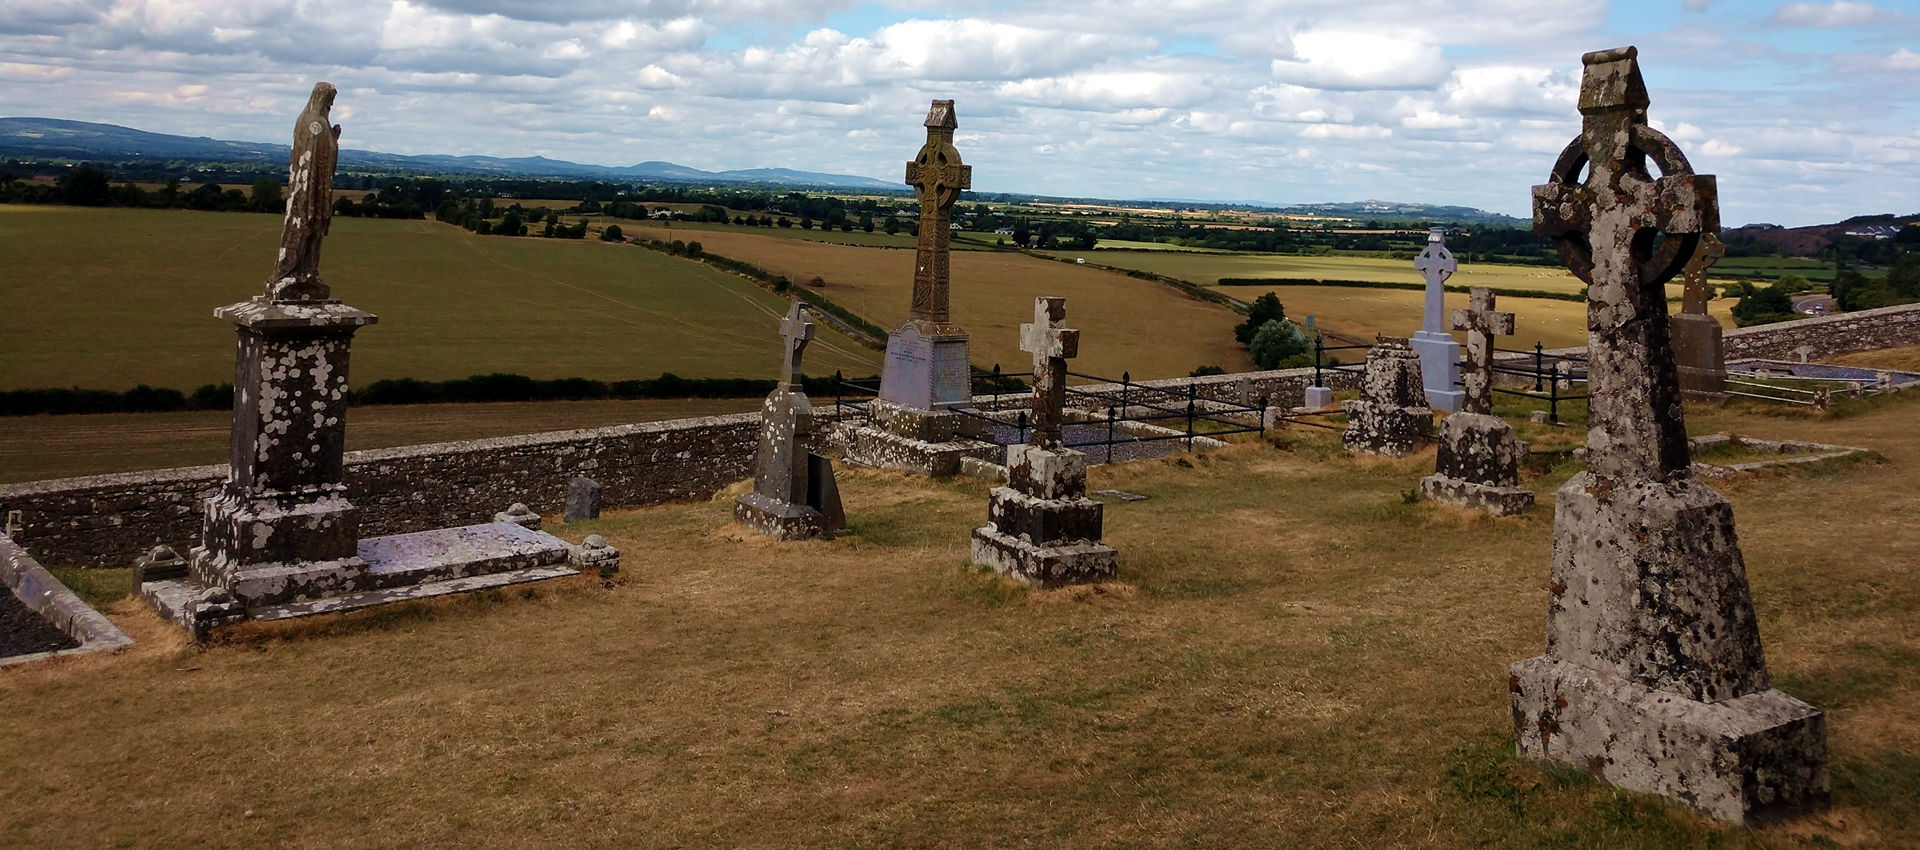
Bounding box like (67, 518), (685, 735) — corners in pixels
(0, 117), (898, 190)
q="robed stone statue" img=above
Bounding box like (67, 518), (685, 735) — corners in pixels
(269, 82), (342, 301)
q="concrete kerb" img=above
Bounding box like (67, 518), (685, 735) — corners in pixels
(1, 533), (134, 666)
(1687, 433), (1873, 478)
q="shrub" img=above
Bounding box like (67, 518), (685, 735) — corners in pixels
(1249, 319), (1308, 370)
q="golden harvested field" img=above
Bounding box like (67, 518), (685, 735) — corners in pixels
(0, 397), (761, 484)
(0, 206), (880, 391)
(629, 221), (1255, 378)
(3, 392), (1914, 848)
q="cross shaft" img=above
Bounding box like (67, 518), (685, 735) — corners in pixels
(779, 301), (815, 392)
(1019, 296), (1080, 448)
(1450, 287), (1516, 414)
(904, 100), (971, 325)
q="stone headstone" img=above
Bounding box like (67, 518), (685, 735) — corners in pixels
(736, 303), (844, 540)
(1341, 337), (1432, 457)
(564, 477), (602, 523)
(1672, 232), (1729, 403)
(569, 534), (620, 577)
(188, 81), (379, 608)
(2, 510), (19, 539)
(971, 297), (1118, 586)
(1420, 288), (1533, 514)
(1410, 229), (1466, 412)
(1510, 46), (1826, 825)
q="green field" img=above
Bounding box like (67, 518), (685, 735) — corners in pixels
(0, 206), (882, 391)
(1052, 250), (1594, 293)
(626, 221), (1255, 378)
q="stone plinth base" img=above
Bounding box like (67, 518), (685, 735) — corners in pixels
(971, 525), (1117, 587)
(1411, 330), (1465, 412)
(970, 444), (1117, 587)
(844, 399), (996, 476)
(1302, 386), (1334, 409)
(1509, 655), (1829, 825)
(146, 521), (579, 637)
(1672, 312), (1728, 405)
(190, 488), (366, 605)
(1341, 400), (1432, 457)
(734, 491), (829, 540)
(1419, 475), (1535, 515)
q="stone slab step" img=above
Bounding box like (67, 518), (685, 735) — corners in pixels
(360, 521), (572, 589)
(250, 566), (578, 622)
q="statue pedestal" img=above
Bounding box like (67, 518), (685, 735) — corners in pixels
(1672, 312), (1729, 404)
(843, 399), (997, 477)
(1410, 330), (1465, 412)
(971, 444), (1116, 587)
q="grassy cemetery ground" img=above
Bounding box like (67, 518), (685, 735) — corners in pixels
(624, 221), (1255, 378)
(2, 393), (1914, 848)
(0, 206), (881, 392)
(0, 398), (761, 484)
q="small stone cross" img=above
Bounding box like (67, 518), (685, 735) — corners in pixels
(1532, 46), (1718, 483)
(779, 301), (815, 392)
(1681, 231), (1726, 315)
(1019, 296), (1080, 448)
(903, 100), (972, 325)
(1414, 228), (1458, 333)
(1450, 287), (1516, 414)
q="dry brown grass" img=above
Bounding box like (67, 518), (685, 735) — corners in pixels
(1, 393), (1914, 849)
(1829, 344), (1920, 373)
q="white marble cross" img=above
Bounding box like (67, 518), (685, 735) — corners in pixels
(1019, 296), (1080, 447)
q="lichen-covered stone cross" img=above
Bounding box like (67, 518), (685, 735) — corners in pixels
(1019, 297), (1079, 448)
(1450, 287), (1515, 414)
(1414, 228), (1458, 334)
(1681, 231), (1727, 315)
(1533, 46), (1718, 483)
(903, 99), (971, 325)
(779, 301), (815, 392)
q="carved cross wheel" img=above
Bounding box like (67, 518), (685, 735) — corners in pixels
(1535, 121), (1712, 289)
(779, 302), (815, 392)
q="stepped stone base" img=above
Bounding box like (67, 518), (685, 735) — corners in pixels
(843, 400), (997, 476)
(1509, 655), (1829, 825)
(734, 491), (830, 541)
(1419, 475), (1535, 515)
(971, 524), (1117, 588)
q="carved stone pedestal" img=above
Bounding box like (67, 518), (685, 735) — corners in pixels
(1509, 474), (1828, 824)
(1342, 339), (1433, 457)
(1419, 412), (1534, 515)
(971, 444), (1117, 587)
(1410, 330), (1465, 412)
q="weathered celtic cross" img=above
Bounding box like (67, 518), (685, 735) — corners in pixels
(1019, 297), (1080, 448)
(779, 301), (815, 392)
(1681, 231), (1727, 315)
(1415, 228), (1458, 333)
(904, 100), (971, 326)
(1450, 288), (1515, 415)
(1533, 45), (1716, 483)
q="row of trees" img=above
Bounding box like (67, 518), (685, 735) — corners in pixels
(434, 198), (589, 238)
(0, 165), (288, 213)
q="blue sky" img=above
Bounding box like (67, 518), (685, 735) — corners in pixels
(4, 0), (1917, 226)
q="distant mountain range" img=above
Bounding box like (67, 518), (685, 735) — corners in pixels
(1270, 199), (1526, 226)
(0, 117), (900, 190)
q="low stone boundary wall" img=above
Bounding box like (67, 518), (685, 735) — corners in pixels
(7, 297), (1912, 572)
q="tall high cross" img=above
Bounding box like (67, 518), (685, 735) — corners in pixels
(779, 301), (815, 392)
(1019, 297), (1080, 448)
(1533, 46), (1717, 483)
(903, 99), (971, 325)
(1414, 228), (1458, 333)
(1681, 231), (1727, 315)
(1450, 287), (1516, 414)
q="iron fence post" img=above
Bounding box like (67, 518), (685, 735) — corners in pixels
(1258, 394), (1269, 438)
(1185, 383), (1197, 451)
(1533, 342), (1545, 392)
(834, 370), (843, 421)
(1313, 337), (1324, 387)
(1018, 410), (1028, 445)
(1106, 406), (1116, 464)
(1549, 362), (1561, 422)
(991, 363), (1001, 410)
(1121, 370), (1131, 418)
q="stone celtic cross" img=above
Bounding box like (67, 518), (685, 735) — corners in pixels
(1681, 231), (1727, 315)
(1450, 287), (1516, 414)
(1019, 296), (1080, 448)
(269, 82), (343, 302)
(1533, 46), (1717, 483)
(903, 99), (971, 325)
(1414, 228), (1458, 333)
(779, 301), (815, 392)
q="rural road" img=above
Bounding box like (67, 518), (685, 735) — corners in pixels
(1792, 294), (1836, 315)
